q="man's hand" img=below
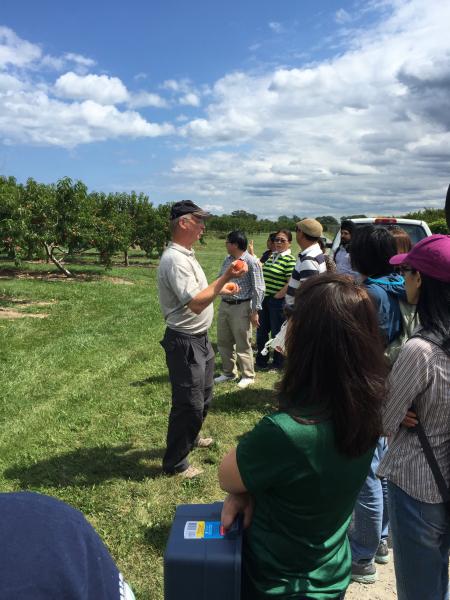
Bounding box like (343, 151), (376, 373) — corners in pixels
(402, 410), (418, 428)
(221, 492), (254, 531)
(224, 260), (248, 281)
(220, 282), (241, 296)
(250, 311), (259, 327)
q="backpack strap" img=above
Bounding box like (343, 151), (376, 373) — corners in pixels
(409, 411), (450, 511)
(409, 332), (450, 511)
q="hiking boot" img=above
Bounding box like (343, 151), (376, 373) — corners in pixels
(214, 374), (236, 384)
(375, 539), (390, 564)
(177, 465), (204, 479)
(351, 561), (377, 584)
(195, 437), (214, 448)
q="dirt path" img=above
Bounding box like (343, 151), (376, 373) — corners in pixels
(346, 560), (397, 599)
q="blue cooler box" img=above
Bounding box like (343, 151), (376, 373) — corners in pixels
(164, 502), (242, 600)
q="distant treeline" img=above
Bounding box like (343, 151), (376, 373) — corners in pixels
(0, 175), (447, 275)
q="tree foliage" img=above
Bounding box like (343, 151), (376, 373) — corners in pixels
(0, 175), (173, 275)
(2, 175), (447, 276)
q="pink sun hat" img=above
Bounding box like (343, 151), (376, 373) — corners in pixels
(389, 234), (450, 283)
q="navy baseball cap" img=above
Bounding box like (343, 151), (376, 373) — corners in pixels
(170, 200), (211, 220)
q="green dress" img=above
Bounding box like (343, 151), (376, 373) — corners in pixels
(236, 411), (373, 599)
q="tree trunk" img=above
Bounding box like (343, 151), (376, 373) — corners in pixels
(43, 243), (73, 277)
(124, 249), (129, 267)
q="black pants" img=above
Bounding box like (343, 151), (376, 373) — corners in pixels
(160, 328), (215, 474)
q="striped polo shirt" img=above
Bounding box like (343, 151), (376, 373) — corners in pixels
(285, 243), (326, 306)
(262, 250), (296, 297)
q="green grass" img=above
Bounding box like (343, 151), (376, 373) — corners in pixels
(0, 233), (293, 599)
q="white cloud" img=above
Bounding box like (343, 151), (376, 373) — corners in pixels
(162, 79), (180, 92)
(128, 91), (168, 108)
(179, 92), (200, 107)
(64, 52), (96, 68)
(0, 27), (174, 149)
(0, 73), (24, 91)
(173, 0), (450, 215)
(268, 22), (283, 34)
(54, 72), (129, 104)
(0, 26), (41, 68)
(0, 90), (174, 147)
(162, 78), (203, 107)
(335, 8), (352, 24)
(134, 72), (148, 81)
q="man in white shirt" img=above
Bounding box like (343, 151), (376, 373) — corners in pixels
(334, 220), (359, 278)
(158, 201), (246, 478)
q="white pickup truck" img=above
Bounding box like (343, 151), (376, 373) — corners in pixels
(328, 217), (432, 254)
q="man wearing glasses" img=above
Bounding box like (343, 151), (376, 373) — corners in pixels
(158, 201), (246, 478)
(214, 230), (265, 389)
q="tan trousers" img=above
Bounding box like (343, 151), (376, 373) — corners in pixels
(217, 300), (254, 379)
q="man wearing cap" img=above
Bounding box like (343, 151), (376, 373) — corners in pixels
(284, 218), (327, 308)
(158, 200), (247, 479)
(334, 220), (359, 278)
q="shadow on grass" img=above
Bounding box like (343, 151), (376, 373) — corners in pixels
(143, 521), (173, 554)
(211, 386), (277, 414)
(131, 374), (168, 386)
(4, 444), (165, 488)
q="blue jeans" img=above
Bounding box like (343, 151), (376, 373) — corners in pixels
(349, 437), (389, 563)
(388, 481), (450, 600)
(256, 296), (285, 368)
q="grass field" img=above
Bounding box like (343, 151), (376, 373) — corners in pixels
(0, 233), (295, 599)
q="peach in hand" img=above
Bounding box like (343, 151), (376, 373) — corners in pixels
(223, 282), (239, 293)
(233, 259), (246, 270)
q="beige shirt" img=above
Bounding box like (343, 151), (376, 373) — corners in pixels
(157, 242), (213, 334)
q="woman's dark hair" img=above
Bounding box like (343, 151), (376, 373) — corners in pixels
(417, 274), (450, 353)
(388, 225), (412, 254)
(226, 230), (247, 251)
(269, 232), (277, 243)
(277, 274), (387, 457)
(350, 225), (397, 276)
(275, 228), (292, 242)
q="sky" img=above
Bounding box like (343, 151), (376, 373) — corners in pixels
(0, 0), (449, 218)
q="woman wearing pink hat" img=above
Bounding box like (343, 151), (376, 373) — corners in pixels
(378, 234), (450, 600)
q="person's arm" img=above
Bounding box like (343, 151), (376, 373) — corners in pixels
(274, 282), (289, 299)
(282, 255), (298, 304)
(383, 339), (431, 435)
(250, 259), (265, 324)
(188, 261), (247, 314)
(219, 448), (247, 494)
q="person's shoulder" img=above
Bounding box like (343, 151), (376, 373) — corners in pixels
(281, 253), (296, 264)
(408, 332), (448, 356)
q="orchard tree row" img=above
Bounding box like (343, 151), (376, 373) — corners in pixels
(1, 175), (447, 277)
(0, 176), (171, 276)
